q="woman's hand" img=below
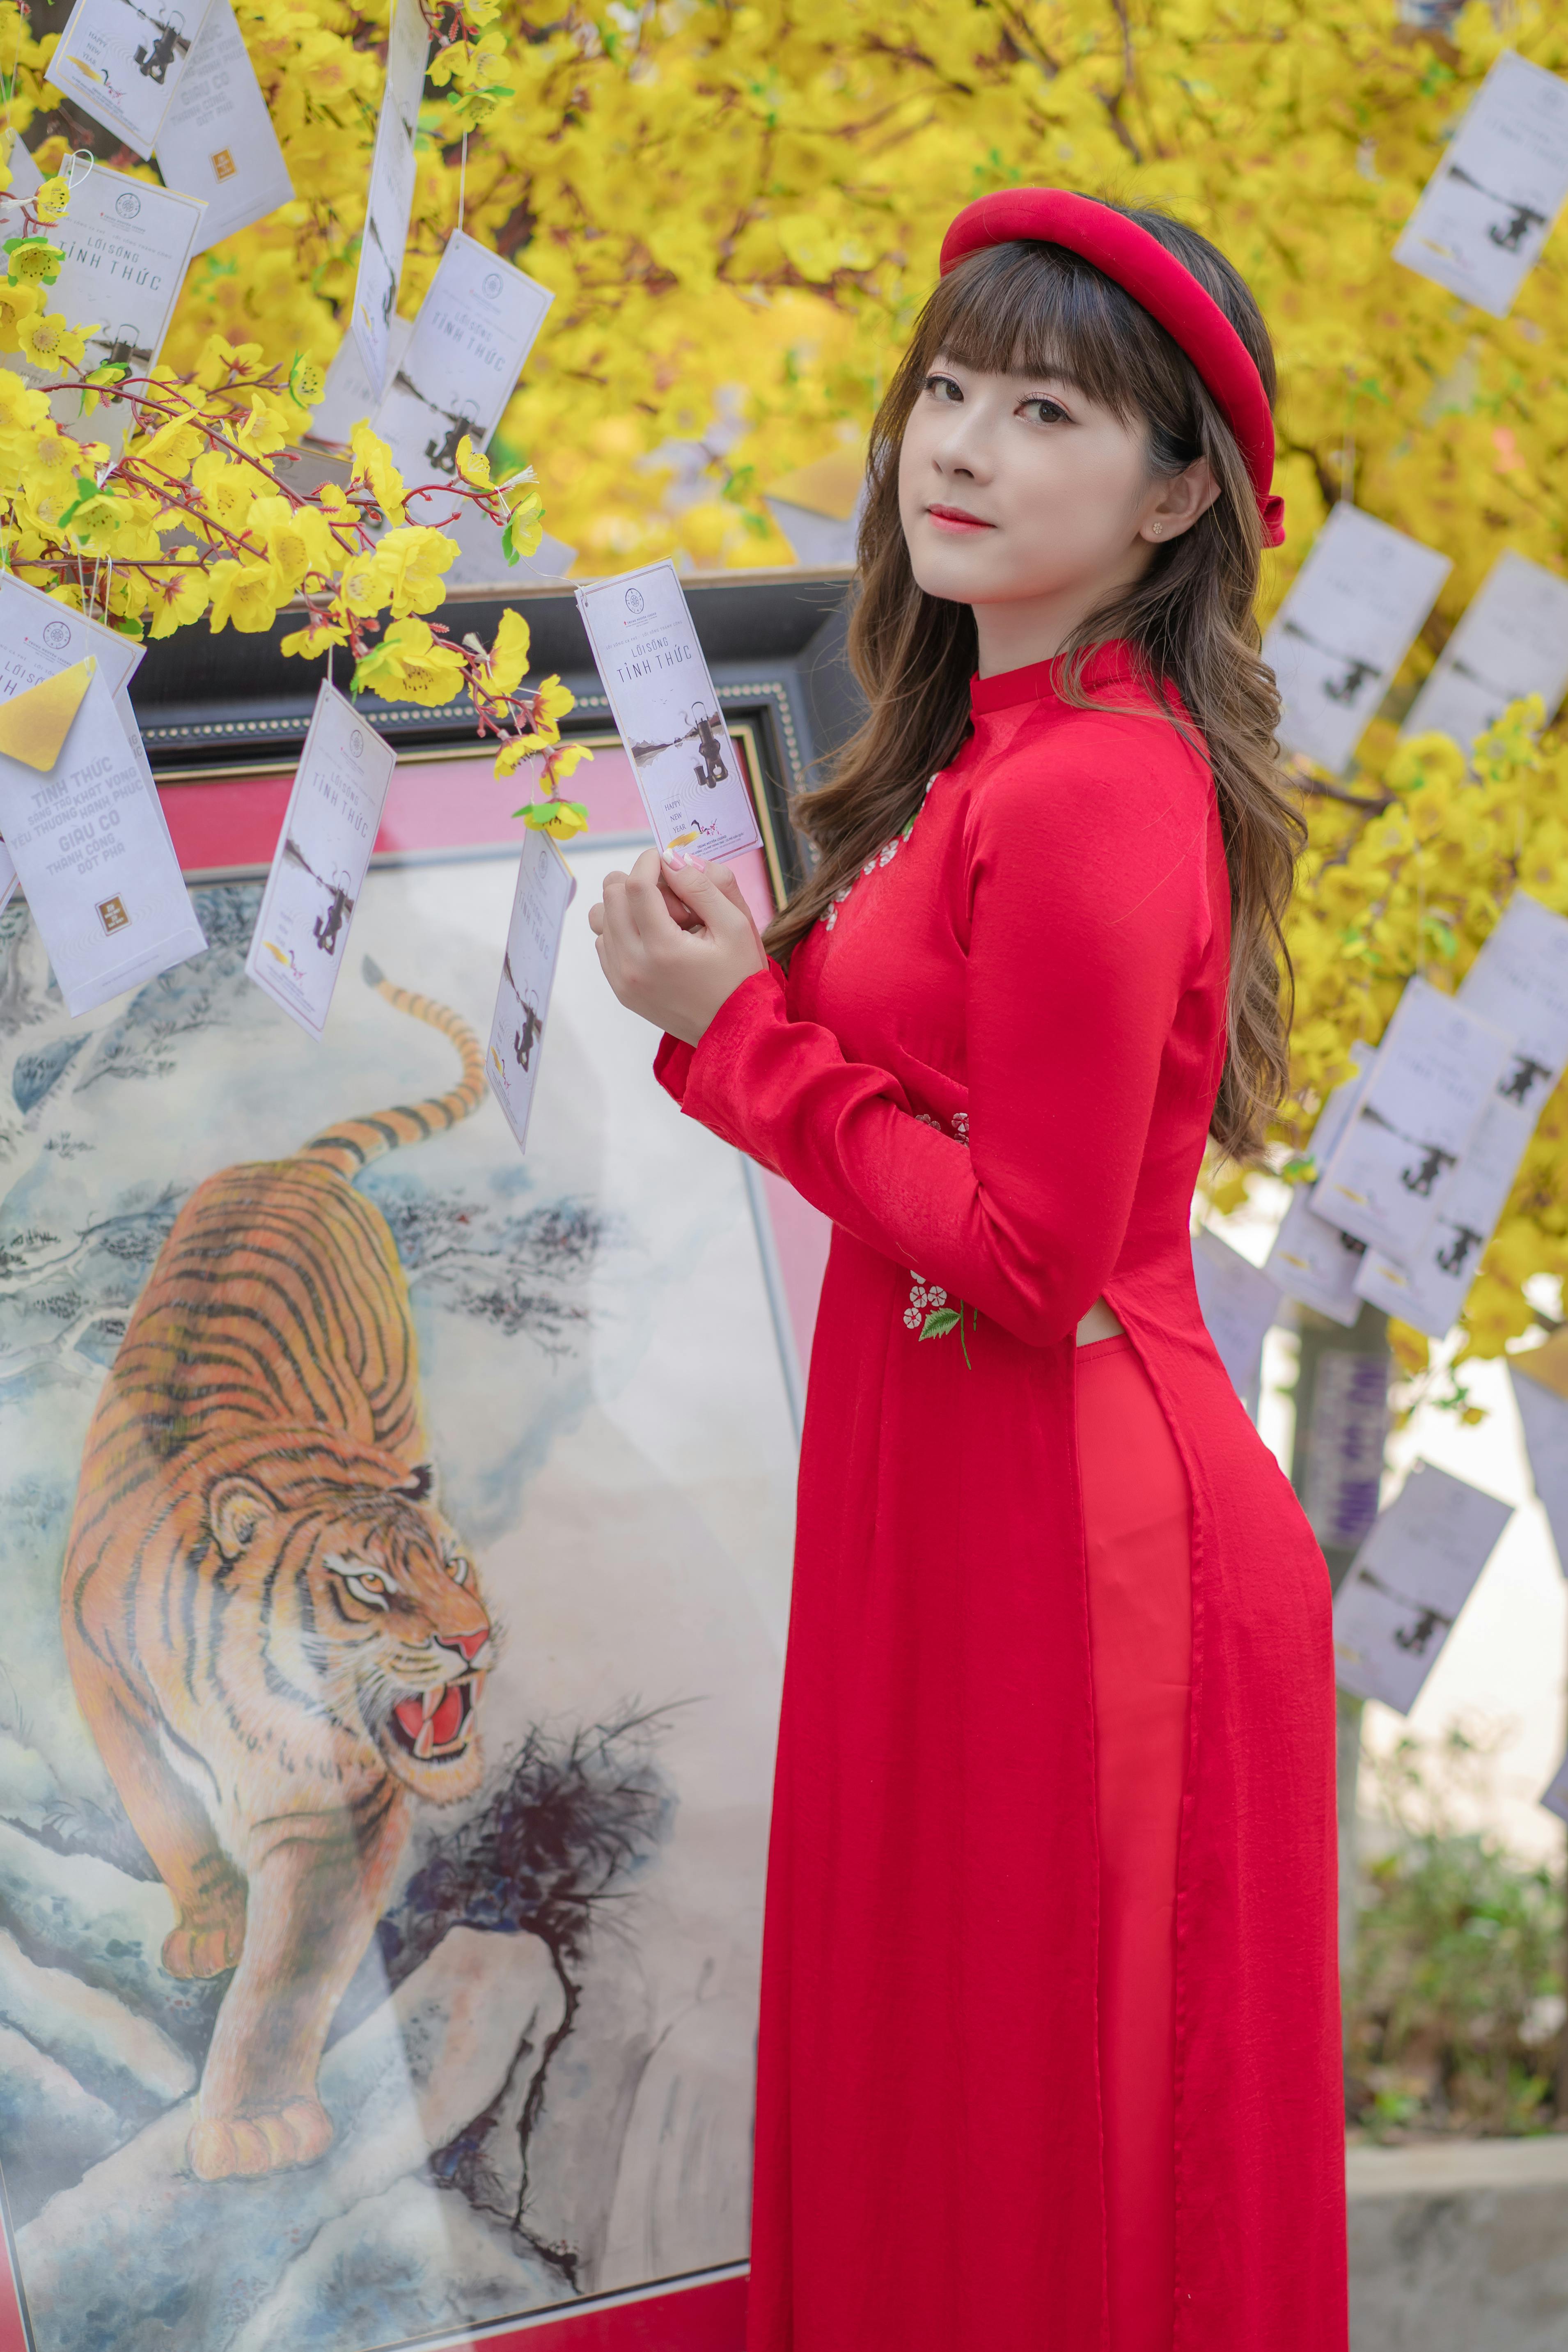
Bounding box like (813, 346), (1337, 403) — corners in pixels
(589, 848), (769, 1045)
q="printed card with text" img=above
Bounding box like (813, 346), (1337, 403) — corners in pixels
(1356, 891), (1568, 1335)
(1312, 976), (1512, 1261)
(1403, 550), (1568, 751)
(349, 0), (429, 400)
(245, 684), (396, 1038)
(154, 0), (294, 254)
(486, 829), (576, 1152)
(1394, 49), (1568, 319)
(19, 165), (206, 454)
(1263, 504), (1451, 775)
(575, 563), (761, 862)
(49, 0), (217, 158)
(374, 230), (553, 491)
(1332, 1461), (1512, 1714)
(1264, 1043), (1376, 1324)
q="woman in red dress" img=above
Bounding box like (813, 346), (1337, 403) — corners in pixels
(590, 191), (1346, 2352)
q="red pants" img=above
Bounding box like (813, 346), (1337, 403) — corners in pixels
(1077, 1335), (1193, 2352)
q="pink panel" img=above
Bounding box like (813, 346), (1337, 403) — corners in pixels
(760, 1166), (830, 1375)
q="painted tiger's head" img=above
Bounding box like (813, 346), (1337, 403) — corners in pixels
(204, 1456), (495, 1803)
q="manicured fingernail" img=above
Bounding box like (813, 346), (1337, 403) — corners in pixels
(687, 854), (708, 870)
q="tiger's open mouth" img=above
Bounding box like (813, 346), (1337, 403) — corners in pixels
(389, 1677), (476, 1763)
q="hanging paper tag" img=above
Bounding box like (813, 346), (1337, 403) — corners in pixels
(373, 229), (553, 491)
(1312, 977), (1512, 1261)
(46, 0), (220, 160)
(154, 0), (293, 255)
(1332, 1460), (1511, 1713)
(1542, 1749), (1568, 1825)
(1263, 504), (1451, 775)
(1394, 50), (1568, 321)
(245, 682), (395, 1038)
(1355, 892), (1568, 1337)
(309, 315), (414, 452)
(0, 666), (205, 1016)
(1510, 1326), (1568, 1588)
(486, 828), (576, 1152)
(0, 836), (16, 915)
(1403, 550), (1568, 751)
(1263, 1042), (1377, 1324)
(14, 165), (206, 455)
(1190, 1225), (1279, 1420)
(349, 0), (429, 401)
(574, 562), (762, 861)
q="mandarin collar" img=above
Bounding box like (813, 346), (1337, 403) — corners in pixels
(969, 639), (1138, 715)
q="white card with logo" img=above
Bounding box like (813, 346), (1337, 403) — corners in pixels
(16, 165), (206, 454)
(245, 683), (395, 1038)
(1355, 892), (1568, 1335)
(1263, 504), (1451, 774)
(1394, 50), (1568, 320)
(1191, 1225), (1279, 1419)
(575, 563), (761, 861)
(0, 670), (205, 1016)
(154, 0), (293, 254)
(349, 0), (429, 401)
(1312, 977), (1512, 1261)
(48, 0), (218, 158)
(373, 229), (552, 493)
(486, 828), (576, 1152)
(1264, 1044), (1377, 1324)
(1403, 550), (1568, 750)
(1332, 1460), (1511, 1713)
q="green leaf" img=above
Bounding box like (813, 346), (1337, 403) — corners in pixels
(500, 509), (521, 566)
(919, 1307), (960, 1340)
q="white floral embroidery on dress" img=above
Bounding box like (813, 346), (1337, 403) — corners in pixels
(822, 774), (941, 931)
(904, 1109), (972, 1343)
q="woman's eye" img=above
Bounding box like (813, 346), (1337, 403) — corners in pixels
(1021, 397), (1070, 425)
(925, 374), (963, 403)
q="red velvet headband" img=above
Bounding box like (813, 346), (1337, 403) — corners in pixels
(939, 189), (1284, 548)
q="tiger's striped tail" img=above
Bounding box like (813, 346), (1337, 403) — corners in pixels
(298, 957), (488, 1181)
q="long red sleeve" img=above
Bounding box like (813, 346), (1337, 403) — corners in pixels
(658, 721), (1215, 1348)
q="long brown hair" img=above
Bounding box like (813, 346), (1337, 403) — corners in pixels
(763, 204), (1302, 1161)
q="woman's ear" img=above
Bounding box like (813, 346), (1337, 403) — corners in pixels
(1142, 457), (1221, 545)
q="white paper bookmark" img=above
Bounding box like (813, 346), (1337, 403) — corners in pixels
(0, 837), (16, 915)
(1510, 1354), (1568, 1586)
(308, 314), (413, 452)
(18, 165), (206, 454)
(0, 669), (205, 1016)
(349, 0), (429, 402)
(245, 683), (395, 1038)
(1264, 1044), (1377, 1325)
(1264, 504), (1451, 775)
(1332, 1460), (1512, 1713)
(1312, 977), (1513, 1262)
(486, 828), (576, 1152)
(1403, 550), (1568, 751)
(575, 563), (762, 862)
(1190, 1225), (1280, 1418)
(1355, 892), (1568, 1336)
(1394, 50), (1568, 320)
(373, 229), (552, 491)
(48, 0), (218, 159)
(154, 0), (293, 254)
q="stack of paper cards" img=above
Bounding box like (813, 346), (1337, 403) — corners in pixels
(22, 165), (206, 454)
(0, 577), (205, 1014)
(154, 0), (293, 254)
(374, 231), (553, 490)
(1264, 504), (1451, 774)
(245, 683), (396, 1037)
(1312, 977), (1512, 1260)
(1332, 1460), (1511, 1712)
(486, 829), (577, 1151)
(1190, 1225), (1280, 1419)
(1357, 894), (1568, 1336)
(48, 0), (217, 158)
(1403, 551), (1568, 752)
(1394, 49), (1568, 320)
(350, 0), (429, 401)
(1265, 1043), (1378, 1324)
(575, 563), (761, 861)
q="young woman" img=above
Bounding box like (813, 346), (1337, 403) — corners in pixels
(589, 190), (1346, 2352)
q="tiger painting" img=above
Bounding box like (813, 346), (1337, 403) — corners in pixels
(61, 959), (499, 2185)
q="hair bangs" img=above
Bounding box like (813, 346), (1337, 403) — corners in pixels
(922, 242), (1172, 424)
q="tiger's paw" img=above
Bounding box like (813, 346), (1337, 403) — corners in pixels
(163, 1910), (245, 1980)
(186, 2097), (333, 2181)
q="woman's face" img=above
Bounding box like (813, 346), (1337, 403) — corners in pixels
(897, 352), (1215, 666)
